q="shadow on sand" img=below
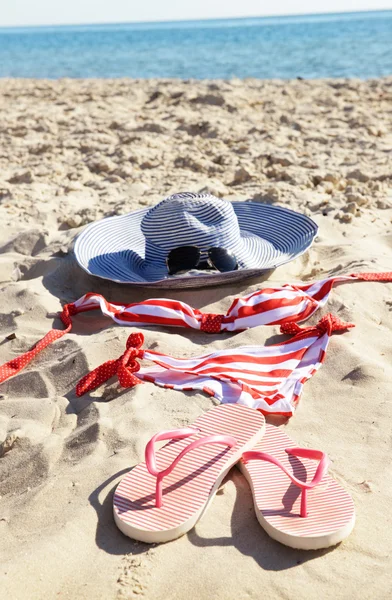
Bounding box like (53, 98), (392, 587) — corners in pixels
(186, 469), (335, 571)
(90, 466), (333, 570)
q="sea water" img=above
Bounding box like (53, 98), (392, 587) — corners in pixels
(0, 10), (391, 79)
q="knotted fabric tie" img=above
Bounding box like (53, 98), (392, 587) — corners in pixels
(280, 313), (355, 337)
(200, 313), (224, 333)
(0, 271), (390, 387)
(76, 332), (144, 396)
(71, 313), (357, 414)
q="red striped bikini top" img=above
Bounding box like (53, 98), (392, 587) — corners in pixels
(0, 271), (390, 392)
(63, 271), (391, 333)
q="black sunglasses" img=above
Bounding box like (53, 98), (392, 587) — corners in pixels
(167, 246), (238, 276)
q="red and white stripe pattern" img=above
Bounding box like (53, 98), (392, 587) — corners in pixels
(238, 424), (355, 549)
(56, 271), (392, 333)
(73, 314), (354, 417)
(113, 404), (265, 542)
(0, 271), (389, 389)
(134, 314), (352, 416)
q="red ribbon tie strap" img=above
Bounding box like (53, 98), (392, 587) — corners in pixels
(280, 313), (355, 337)
(76, 332), (145, 396)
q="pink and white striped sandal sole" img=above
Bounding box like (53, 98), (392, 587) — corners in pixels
(113, 404), (265, 543)
(239, 424), (355, 550)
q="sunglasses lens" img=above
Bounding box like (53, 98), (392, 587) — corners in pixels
(208, 247), (238, 272)
(167, 246), (200, 275)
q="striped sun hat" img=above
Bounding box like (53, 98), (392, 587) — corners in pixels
(74, 192), (318, 288)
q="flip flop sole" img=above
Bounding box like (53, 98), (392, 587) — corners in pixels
(238, 424), (355, 550)
(113, 404), (265, 543)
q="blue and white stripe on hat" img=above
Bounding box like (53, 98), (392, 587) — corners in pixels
(74, 193), (318, 287)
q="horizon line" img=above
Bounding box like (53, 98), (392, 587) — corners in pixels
(0, 7), (391, 30)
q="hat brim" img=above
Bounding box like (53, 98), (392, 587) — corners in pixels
(74, 201), (318, 288)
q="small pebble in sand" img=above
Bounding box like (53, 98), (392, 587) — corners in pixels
(8, 170), (34, 184)
(376, 199), (392, 209)
(346, 169), (370, 183)
(345, 201), (359, 214)
(323, 173), (340, 185)
(87, 156), (116, 174)
(231, 167), (253, 185)
(0, 432), (19, 457)
(336, 211), (353, 223)
(65, 215), (83, 228)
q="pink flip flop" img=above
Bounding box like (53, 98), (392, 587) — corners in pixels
(239, 424), (355, 550)
(113, 404), (265, 543)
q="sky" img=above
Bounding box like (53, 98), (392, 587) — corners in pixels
(1, 0), (391, 27)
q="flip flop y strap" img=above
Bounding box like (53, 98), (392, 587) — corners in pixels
(242, 447), (330, 518)
(145, 428), (237, 508)
(113, 404), (265, 543)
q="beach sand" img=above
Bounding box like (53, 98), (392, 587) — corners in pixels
(0, 78), (391, 600)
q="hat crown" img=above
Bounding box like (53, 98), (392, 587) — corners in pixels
(141, 193), (242, 261)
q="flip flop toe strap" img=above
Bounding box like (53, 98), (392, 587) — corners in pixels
(242, 447), (330, 518)
(145, 428), (237, 508)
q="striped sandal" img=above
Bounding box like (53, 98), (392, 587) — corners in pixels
(113, 404), (265, 543)
(239, 424), (355, 550)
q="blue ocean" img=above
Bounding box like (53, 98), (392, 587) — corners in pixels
(0, 10), (391, 79)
